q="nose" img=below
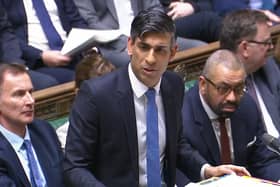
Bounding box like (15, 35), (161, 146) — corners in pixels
(145, 49), (156, 65)
(269, 43), (274, 50)
(225, 90), (237, 102)
(25, 92), (35, 105)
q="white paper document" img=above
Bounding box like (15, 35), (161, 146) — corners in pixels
(193, 175), (280, 187)
(61, 28), (121, 56)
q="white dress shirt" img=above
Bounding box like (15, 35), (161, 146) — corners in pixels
(23, 0), (67, 50)
(128, 64), (166, 186)
(113, 0), (134, 36)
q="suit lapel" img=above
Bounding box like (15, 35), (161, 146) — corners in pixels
(197, 116), (221, 164)
(192, 86), (220, 164)
(0, 133), (30, 186)
(160, 74), (178, 184)
(29, 126), (51, 186)
(116, 68), (139, 182)
(254, 72), (280, 132)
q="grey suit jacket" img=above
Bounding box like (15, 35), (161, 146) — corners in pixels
(253, 56), (280, 133)
(72, 0), (161, 54)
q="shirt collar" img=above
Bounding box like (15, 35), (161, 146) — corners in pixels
(199, 92), (218, 120)
(0, 125), (31, 152)
(128, 63), (161, 98)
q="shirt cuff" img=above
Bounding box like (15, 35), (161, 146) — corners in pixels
(200, 163), (211, 180)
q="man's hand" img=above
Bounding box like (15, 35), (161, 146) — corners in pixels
(204, 165), (251, 179)
(167, 2), (194, 20)
(41, 50), (72, 67)
(260, 10), (280, 26)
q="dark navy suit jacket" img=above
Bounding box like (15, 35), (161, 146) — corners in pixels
(177, 84), (280, 186)
(0, 0), (87, 69)
(0, 6), (24, 64)
(0, 119), (64, 187)
(64, 66), (207, 187)
(253, 57), (280, 133)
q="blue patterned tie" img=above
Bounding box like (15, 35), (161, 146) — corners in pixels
(31, 0), (63, 50)
(145, 88), (161, 187)
(23, 140), (44, 187)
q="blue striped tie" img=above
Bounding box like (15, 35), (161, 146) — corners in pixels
(23, 140), (44, 187)
(145, 88), (161, 187)
(31, 0), (63, 50)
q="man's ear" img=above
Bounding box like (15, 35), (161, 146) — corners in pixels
(238, 40), (250, 59)
(127, 37), (133, 56)
(169, 44), (178, 61)
(199, 76), (206, 95)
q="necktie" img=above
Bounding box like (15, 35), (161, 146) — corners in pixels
(145, 88), (161, 187)
(23, 140), (44, 187)
(219, 118), (232, 164)
(31, 0), (63, 50)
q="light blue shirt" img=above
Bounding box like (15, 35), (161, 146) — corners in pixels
(0, 125), (47, 186)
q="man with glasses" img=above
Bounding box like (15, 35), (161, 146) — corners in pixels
(177, 49), (280, 186)
(220, 9), (280, 139)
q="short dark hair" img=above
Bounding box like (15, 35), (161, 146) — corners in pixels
(220, 9), (269, 52)
(0, 63), (29, 91)
(130, 6), (176, 44)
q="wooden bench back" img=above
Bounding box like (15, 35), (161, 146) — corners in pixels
(33, 24), (280, 120)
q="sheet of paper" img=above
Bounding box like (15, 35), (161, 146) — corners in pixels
(61, 28), (121, 56)
(196, 175), (280, 187)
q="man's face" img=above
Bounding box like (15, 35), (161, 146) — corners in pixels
(127, 32), (177, 88)
(200, 64), (246, 117)
(0, 72), (34, 130)
(243, 23), (273, 73)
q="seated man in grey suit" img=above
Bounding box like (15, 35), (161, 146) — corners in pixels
(0, 63), (64, 186)
(73, 0), (206, 67)
(177, 49), (280, 187)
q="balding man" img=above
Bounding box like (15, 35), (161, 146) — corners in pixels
(177, 50), (280, 186)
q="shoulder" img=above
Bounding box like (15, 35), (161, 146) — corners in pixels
(28, 119), (58, 142)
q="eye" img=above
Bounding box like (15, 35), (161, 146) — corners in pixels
(217, 86), (230, 95)
(138, 43), (150, 51)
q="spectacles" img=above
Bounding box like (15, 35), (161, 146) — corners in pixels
(204, 76), (246, 96)
(247, 39), (273, 47)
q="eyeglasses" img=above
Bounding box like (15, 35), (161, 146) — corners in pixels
(204, 76), (246, 96)
(247, 39), (273, 47)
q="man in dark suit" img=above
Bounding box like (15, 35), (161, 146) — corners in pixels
(0, 63), (64, 186)
(0, 6), (61, 90)
(220, 9), (280, 138)
(64, 8), (249, 187)
(177, 49), (280, 186)
(0, 0), (88, 85)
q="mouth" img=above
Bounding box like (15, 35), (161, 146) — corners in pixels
(22, 110), (34, 115)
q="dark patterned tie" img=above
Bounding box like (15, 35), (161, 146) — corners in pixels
(145, 88), (161, 187)
(219, 118), (232, 164)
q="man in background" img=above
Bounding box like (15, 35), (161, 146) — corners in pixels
(0, 63), (64, 186)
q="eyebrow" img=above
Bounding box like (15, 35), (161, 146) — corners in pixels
(138, 40), (170, 48)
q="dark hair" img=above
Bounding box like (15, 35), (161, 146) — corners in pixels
(0, 63), (29, 90)
(75, 50), (116, 88)
(220, 9), (269, 52)
(130, 6), (176, 44)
